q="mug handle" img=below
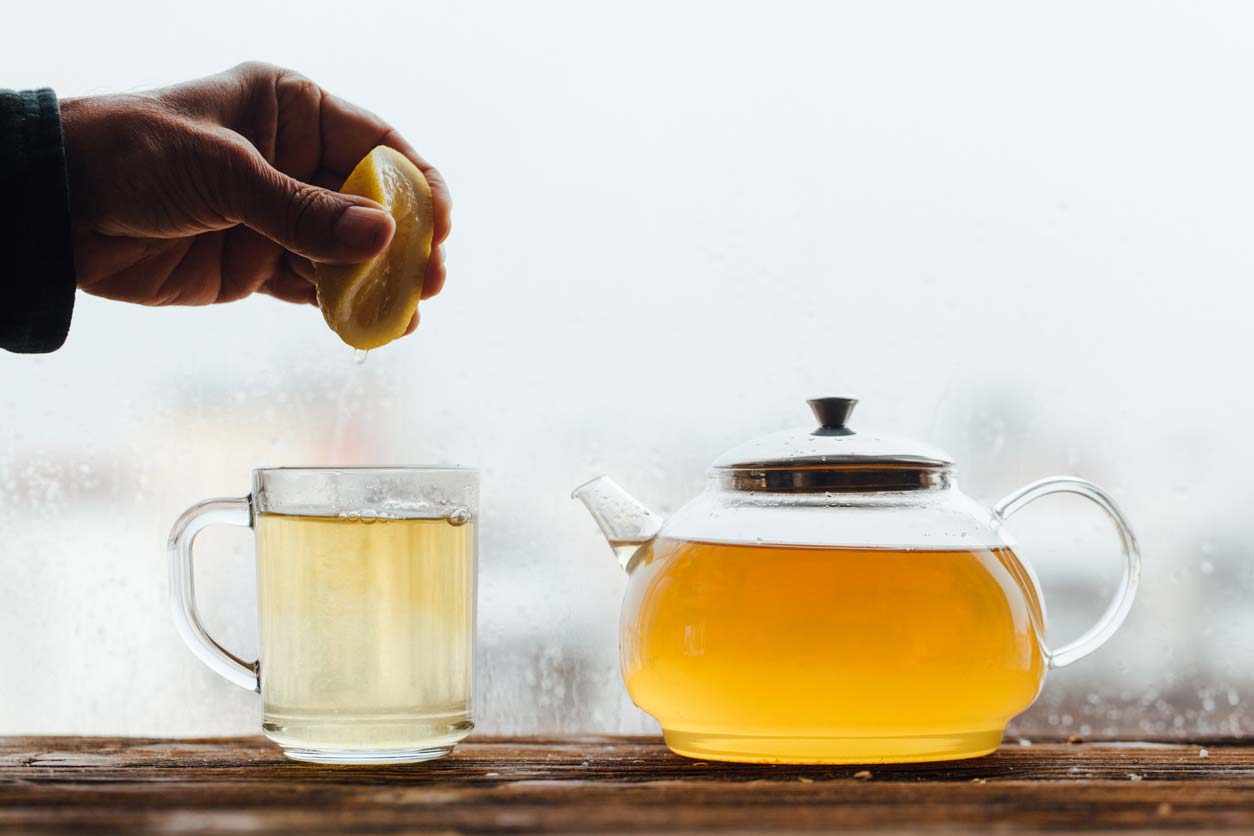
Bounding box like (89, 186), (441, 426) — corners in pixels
(993, 477), (1141, 670)
(167, 496), (259, 691)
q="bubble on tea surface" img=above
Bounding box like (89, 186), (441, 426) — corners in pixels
(447, 506), (472, 526)
(337, 509), (388, 524)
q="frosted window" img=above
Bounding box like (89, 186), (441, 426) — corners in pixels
(1, 1), (1249, 738)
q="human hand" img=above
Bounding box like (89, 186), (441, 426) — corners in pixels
(59, 62), (450, 336)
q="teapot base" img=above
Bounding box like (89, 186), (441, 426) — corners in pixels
(661, 727), (1003, 765)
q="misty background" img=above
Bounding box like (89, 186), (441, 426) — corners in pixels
(1, 0), (1250, 739)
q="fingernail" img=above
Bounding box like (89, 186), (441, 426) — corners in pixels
(335, 205), (393, 252)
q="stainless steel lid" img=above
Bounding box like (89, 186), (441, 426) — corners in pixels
(711, 397), (954, 492)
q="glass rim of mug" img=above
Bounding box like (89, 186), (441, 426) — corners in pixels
(252, 466), (479, 519)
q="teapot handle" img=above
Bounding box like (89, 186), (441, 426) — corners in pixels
(993, 477), (1141, 670)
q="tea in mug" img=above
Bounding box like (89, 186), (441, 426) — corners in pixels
(621, 539), (1046, 763)
(256, 513), (475, 753)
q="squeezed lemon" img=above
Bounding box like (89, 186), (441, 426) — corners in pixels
(316, 146), (434, 350)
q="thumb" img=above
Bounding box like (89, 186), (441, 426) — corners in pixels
(227, 148), (394, 263)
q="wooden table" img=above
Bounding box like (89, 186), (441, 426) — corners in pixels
(1, 735), (1251, 834)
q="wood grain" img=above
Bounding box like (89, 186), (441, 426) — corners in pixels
(0, 735), (1251, 834)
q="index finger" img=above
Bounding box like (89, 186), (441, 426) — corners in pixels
(318, 92), (451, 247)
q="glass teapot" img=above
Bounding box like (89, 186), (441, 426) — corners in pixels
(573, 397), (1140, 765)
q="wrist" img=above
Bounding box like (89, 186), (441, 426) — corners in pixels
(58, 97), (96, 232)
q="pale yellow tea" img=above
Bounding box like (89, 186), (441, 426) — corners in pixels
(621, 539), (1047, 763)
(256, 513), (475, 754)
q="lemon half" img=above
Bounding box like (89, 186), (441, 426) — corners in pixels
(316, 146), (434, 350)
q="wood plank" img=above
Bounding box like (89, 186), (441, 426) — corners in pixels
(0, 736), (1250, 834)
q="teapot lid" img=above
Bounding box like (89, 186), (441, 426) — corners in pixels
(711, 397), (954, 491)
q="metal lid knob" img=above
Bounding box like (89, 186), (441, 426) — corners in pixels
(808, 397), (858, 434)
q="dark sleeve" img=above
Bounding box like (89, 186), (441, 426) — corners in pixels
(0, 88), (76, 354)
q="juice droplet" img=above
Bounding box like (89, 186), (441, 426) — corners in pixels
(353, 349), (369, 365)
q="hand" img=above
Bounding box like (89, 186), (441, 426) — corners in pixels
(59, 62), (450, 336)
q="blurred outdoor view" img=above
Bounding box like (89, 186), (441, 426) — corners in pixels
(1, 0), (1251, 740)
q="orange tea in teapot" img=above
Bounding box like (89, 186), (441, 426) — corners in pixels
(620, 538), (1047, 764)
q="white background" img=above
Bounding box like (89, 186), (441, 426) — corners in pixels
(1, 0), (1250, 739)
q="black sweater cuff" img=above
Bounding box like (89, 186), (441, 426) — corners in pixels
(0, 88), (76, 354)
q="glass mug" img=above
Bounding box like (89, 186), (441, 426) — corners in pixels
(168, 467), (478, 764)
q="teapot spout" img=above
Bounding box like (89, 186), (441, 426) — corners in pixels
(571, 475), (663, 570)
